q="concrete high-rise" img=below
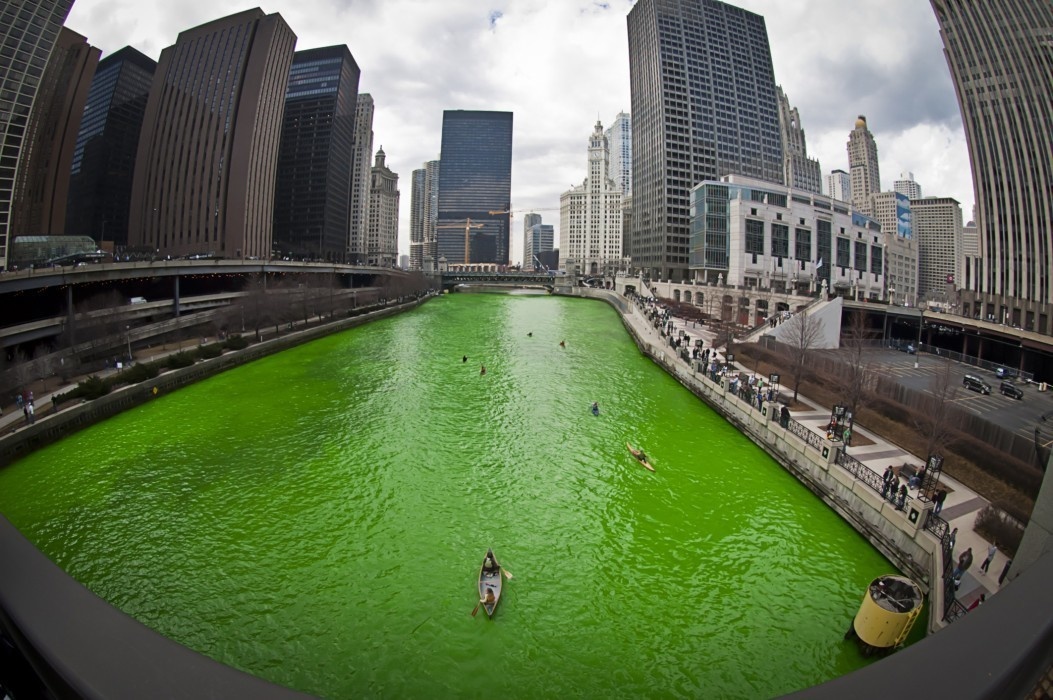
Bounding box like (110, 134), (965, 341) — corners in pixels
(893, 172), (922, 201)
(10, 27), (98, 239)
(349, 93), (374, 264)
(870, 190), (919, 307)
(525, 221), (554, 272)
(605, 111), (632, 197)
(129, 9), (296, 259)
(436, 110), (512, 265)
(65, 46), (156, 249)
(848, 115), (881, 217)
(932, 0), (1053, 332)
(422, 159), (440, 270)
(777, 87), (822, 194)
(826, 169), (851, 203)
(628, 0), (783, 282)
(273, 46), (360, 262)
(911, 196), (963, 305)
(365, 147), (399, 267)
(560, 120), (623, 278)
(409, 167), (426, 270)
(0, 0), (75, 270)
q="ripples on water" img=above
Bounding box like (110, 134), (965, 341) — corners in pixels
(0, 294), (907, 698)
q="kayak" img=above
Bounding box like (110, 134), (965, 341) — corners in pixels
(626, 442), (655, 472)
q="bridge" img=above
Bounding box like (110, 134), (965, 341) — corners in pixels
(439, 270), (564, 291)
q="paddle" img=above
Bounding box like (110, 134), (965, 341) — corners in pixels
(471, 600), (482, 617)
(502, 568), (514, 580)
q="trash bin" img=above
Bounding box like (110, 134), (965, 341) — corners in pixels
(1040, 382), (1048, 392)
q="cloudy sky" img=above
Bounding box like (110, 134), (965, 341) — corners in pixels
(66, 0), (974, 265)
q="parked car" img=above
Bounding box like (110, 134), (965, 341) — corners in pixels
(1000, 381), (1024, 400)
(963, 374), (992, 395)
(995, 366), (1018, 380)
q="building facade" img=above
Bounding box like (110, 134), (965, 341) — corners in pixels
(689, 175), (886, 305)
(128, 9), (296, 259)
(560, 120), (623, 278)
(847, 115), (881, 217)
(273, 45), (360, 262)
(348, 93), (373, 264)
(776, 86), (822, 194)
(932, 0), (1053, 332)
(911, 196), (962, 305)
(605, 111), (632, 197)
(627, 0), (783, 282)
(436, 110), (512, 265)
(0, 0), (75, 270)
(525, 222), (554, 271)
(893, 171), (922, 201)
(422, 159), (440, 270)
(409, 167), (426, 270)
(365, 147), (398, 267)
(65, 46), (156, 249)
(870, 190), (918, 307)
(826, 169), (851, 203)
(10, 27), (98, 239)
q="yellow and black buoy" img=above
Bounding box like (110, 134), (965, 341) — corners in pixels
(844, 575), (923, 657)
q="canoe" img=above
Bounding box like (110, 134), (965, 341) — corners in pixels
(478, 547), (503, 618)
(626, 442), (655, 472)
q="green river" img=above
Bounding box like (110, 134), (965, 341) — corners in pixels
(0, 293), (907, 698)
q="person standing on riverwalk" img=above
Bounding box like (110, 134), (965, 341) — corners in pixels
(980, 542), (998, 573)
(953, 548), (973, 579)
(932, 488), (947, 514)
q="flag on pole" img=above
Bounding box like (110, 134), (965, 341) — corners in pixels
(816, 258), (823, 270)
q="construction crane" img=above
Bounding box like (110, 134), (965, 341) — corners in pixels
(436, 218), (484, 265)
(488, 207), (559, 222)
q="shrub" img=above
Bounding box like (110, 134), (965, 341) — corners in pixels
(164, 351), (196, 370)
(58, 374), (111, 401)
(122, 361), (160, 384)
(223, 334), (249, 350)
(974, 505), (1025, 557)
(196, 343), (224, 360)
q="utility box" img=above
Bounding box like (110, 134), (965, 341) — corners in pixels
(845, 575), (923, 658)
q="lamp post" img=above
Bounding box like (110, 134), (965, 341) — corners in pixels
(125, 325), (132, 363)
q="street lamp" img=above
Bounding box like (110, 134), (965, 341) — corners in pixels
(125, 325), (132, 363)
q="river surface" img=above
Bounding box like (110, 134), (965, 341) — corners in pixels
(0, 293), (911, 698)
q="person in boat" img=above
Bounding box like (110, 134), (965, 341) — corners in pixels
(591, 402), (600, 415)
(462, 355), (468, 363)
(484, 555), (496, 571)
(559, 340), (566, 348)
(528, 332), (533, 337)
(635, 448), (649, 463)
(483, 587), (495, 605)
(480, 365), (487, 375)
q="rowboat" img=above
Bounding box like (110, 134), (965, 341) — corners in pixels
(478, 547), (503, 618)
(626, 442), (655, 472)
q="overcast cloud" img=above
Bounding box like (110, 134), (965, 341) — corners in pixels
(66, 0), (974, 265)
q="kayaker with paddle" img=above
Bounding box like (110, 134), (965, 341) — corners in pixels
(591, 402), (600, 416)
(635, 447), (649, 463)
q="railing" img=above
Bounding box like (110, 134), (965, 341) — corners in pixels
(786, 417), (823, 451)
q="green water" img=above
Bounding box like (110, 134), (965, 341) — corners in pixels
(0, 294), (903, 698)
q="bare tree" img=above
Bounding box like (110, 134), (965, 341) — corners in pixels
(779, 310), (824, 402)
(913, 358), (962, 460)
(837, 310), (875, 424)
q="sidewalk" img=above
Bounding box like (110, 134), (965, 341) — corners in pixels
(625, 292), (1002, 612)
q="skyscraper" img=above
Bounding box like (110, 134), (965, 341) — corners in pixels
(525, 222), (554, 271)
(893, 171), (922, 201)
(776, 87), (822, 194)
(349, 93), (374, 264)
(560, 120), (623, 278)
(932, 0), (1053, 332)
(365, 147), (399, 267)
(423, 159), (440, 269)
(65, 46), (156, 248)
(128, 9), (296, 259)
(628, 0), (783, 281)
(436, 110), (512, 265)
(605, 111), (632, 197)
(0, 0), (75, 270)
(273, 45), (360, 262)
(847, 115), (881, 217)
(409, 167), (426, 270)
(826, 169), (851, 203)
(911, 196), (963, 304)
(11, 26), (99, 239)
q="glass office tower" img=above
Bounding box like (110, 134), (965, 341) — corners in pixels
(436, 110), (512, 266)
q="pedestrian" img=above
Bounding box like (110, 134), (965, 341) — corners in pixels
(887, 477), (900, 503)
(952, 547), (973, 579)
(947, 527), (958, 553)
(882, 465), (894, 488)
(980, 542), (998, 572)
(932, 488), (947, 514)
(896, 484), (907, 510)
(26, 402), (34, 424)
(998, 559), (1012, 585)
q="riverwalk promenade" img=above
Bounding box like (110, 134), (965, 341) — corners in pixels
(611, 287), (1005, 629)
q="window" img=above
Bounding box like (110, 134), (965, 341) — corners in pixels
(794, 228), (811, 261)
(771, 223), (789, 258)
(745, 219), (764, 255)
